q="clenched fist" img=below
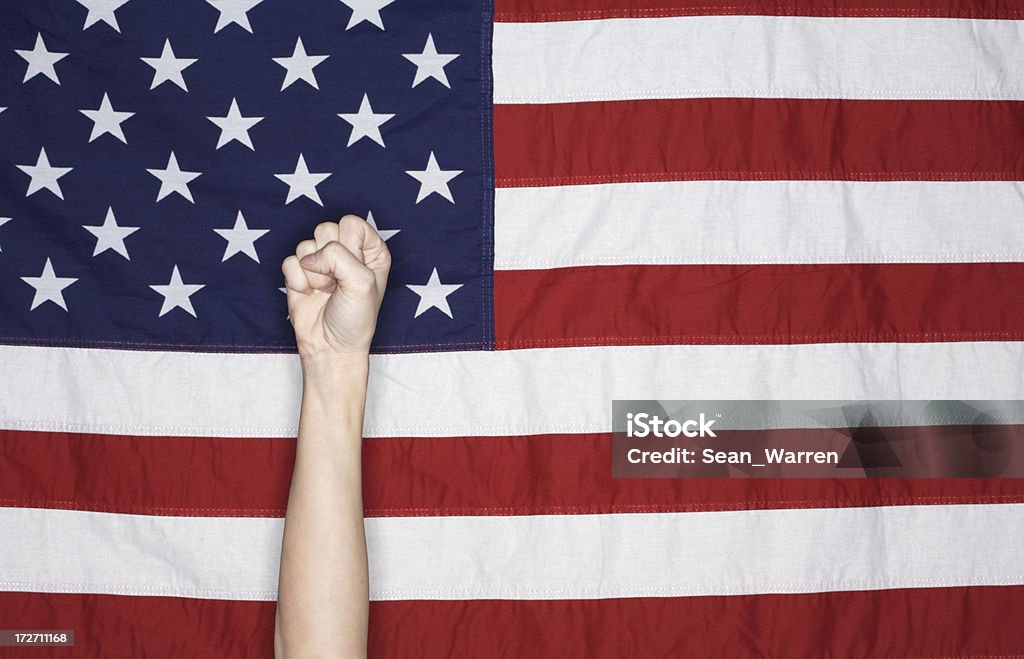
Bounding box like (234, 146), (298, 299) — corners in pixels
(281, 215), (391, 362)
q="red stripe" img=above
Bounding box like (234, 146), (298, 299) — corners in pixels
(493, 99), (1024, 187)
(4, 429), (1024, 517)
(366, 431), (1024, 516)
(0, 592), (275, 658)
(494, 263), (1024, 348)
(495, 0), (1024, 22)
(0, 430), (296, 517)
(372, 588), (1024, 657)
(3, 587), (1024, 657)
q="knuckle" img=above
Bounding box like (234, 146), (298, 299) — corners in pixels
(313, 221), (336, 240)
(338, 217), (368, 242)
(338, 218), (363, 239)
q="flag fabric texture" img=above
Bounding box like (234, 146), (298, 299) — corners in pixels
(2, 0), (1024, 655)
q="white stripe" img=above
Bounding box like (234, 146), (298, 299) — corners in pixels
(493, 16), (1024, 103)
(635, 400), (1024, 430)
(496, 180), (1024, 268)
(1, 504), (1022, 600)
(2, 342), (1023, 437)
(0, 508), (283, 601)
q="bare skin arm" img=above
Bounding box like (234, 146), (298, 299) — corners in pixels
(275, 215), (391, 658)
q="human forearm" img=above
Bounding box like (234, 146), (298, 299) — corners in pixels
(275, 355), (370, 658)
(276, 216), (389, 657)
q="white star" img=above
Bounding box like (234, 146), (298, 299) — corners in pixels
(0, 217), (11, 253)
(141, 39), (197, 91)
(15, 33), (69, 84)
(20, 258), (78, 311)
(275, 154), (331, 206)
(338, 94), (394, 147)
(214, 210), (269, 262)
(83, 207), (139, 259)
(279, 286), (290, 320)
(402, 34), (458, 88)
(147, 152), (202, 203)
(365, 210), (399, 241)
(207, 98), (263, 150)
(79, 93), (134, 143)
(76, 0), (133, 31)
(16, 148), (73, 199)
(405, 151), (462, 203)
(150, 265), (206, 318)
(205, 0), (265, 33)
(273, 37), (328, 91)
(405, 268), (463, 318)
(338, 0), (396, 29)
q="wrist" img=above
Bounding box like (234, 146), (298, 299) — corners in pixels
(300, 351), (369, 388)
(299, 354), (369, 427)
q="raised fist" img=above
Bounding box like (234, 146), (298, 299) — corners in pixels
(281, 214), (391, 362)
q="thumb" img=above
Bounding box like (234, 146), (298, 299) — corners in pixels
(299, 241), (375, 294)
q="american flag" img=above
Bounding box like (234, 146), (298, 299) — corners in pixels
(2, 0), (1024, 654)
